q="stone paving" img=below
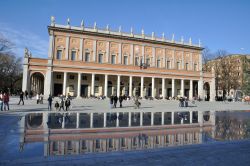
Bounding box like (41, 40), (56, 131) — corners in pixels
(1, 97), (249, 115)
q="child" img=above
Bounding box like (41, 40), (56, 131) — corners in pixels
(54, 101), (59, 111)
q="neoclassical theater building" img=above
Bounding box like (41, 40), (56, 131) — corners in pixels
(22, 17), (215, 100)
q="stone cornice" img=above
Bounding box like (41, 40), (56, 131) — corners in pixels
(48, 26), (204, 51)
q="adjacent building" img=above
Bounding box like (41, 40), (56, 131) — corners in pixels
(22, 17), (215, 100)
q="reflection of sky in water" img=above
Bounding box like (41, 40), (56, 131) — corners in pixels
(1, 111), (250, 160)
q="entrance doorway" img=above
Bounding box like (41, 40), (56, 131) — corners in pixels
(54, 83), (63, 96)
(81, 85), (88, 97)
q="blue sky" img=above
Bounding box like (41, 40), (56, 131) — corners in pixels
(0, 0), (249, 58)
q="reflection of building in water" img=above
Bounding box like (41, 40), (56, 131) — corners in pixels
(215, 112), (250, 140)
(20, 110), (215, 156)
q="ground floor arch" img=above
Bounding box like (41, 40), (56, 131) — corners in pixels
(30, 72), (44, 95)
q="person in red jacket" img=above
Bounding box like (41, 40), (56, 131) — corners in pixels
(3, 92), (9, 111)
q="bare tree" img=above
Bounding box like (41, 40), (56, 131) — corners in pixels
(0, 34), (22, 93)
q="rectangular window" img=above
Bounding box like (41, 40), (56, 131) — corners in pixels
(67, 141), (73, 150)
(121, 138), (126, 147)
(194, 64), (197, 71)
(94, 86), (99, 93)
(177, 62), (180, 70)
(185, 63), (188, 70)
(123, 56), (128, 65)
(95, 139), (100, 149)
(167, 61), (170, 69)
(69, 75), (75, 79)
(95, 77), (99, 81)
(157, 59), (161, 68)
(52, 142), (58, 151)
(71, 51), (76, 60)
(82, 140), (87, 150)
(146, 58), (150, 67)
(135, 57), (139, 66)
(85, 52), (90, 62)
(82, 76), (87, 80)
(98, 54), (103, 64)
(111, 55), (116, 64)
(56, 50), (62, 60)
(56, 75), (61, 79)
(108, 138), (113, 148)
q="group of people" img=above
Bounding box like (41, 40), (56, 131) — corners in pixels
(109, 95), (125, 108)
(0, 92), (9, 111)
(47, 94), (72, 111)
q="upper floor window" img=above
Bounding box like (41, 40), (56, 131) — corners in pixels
(146, 58), (150, 67)
(111, 55), (116, 64)
(194, 63), (197, 71)
(185, 63), (189, 70)
(85, 52), (90, 62)
(135, 57), (139, 66)
(69, 75), (75, 80)
(157, 59), (161, 68)
(167, 61), (170, 69)
(177, 62), (180, 70)
(56, 75), (61, 79)
(82, 75), (87, 80)
(98, 54), (103, 64)
(71, 50), (76, 60)
(56, 50), (62, 60)
(123, 56), (128, 65)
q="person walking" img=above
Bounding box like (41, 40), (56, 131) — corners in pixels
(119, 95), (124, 108)
(110, 95), (114, 109)
(47, 95), (53, 111)
(3, 93), (9, 111)
(59, 99), (65, 111)
(113, 95), (118, 108)
(18, 91), (24, 105)
(65, 98), (71, 111)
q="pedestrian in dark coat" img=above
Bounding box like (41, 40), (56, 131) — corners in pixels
(18, 91), (24, 105)
(113, 95), (118, 108)
(119, 95), (123, 108)
(47, 95), (53, 111)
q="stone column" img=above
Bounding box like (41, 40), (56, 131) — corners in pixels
(152, 77), (155, 98)
(116, 112), (119, 127)
(104, 74), (108, 97)
(198, 78), (204, 99)
(128, 112), (131, 127)
(198, 111), (203, 126)
(77, 73), (81, 98)
(140, 77), (144, 98)
(210, 69), (216, 101)
(171, 79), (175, 98)
(79, 38), (83, 61)
(171, 112), (174, 125)
(90, 113), (93, 128)
(190, 111), (193, 124)
(151, 112), (154, 126)
(181, 79), (184, 97)
(76, 112), (80, 128)
(106, 41), (110, 63)
(188, 80), (193, 100)
(117, 75), (121, 97)
(140, 112), (143, 126)
(92, 40), (97, 62)
(65, 36), (70, 60)
(162, 78), (165, 99)
(91, 73), (95, 96)
(129, 76), (133, 97)
(63, 72), (67, 96)
(104, 112), (107, 127)
(161, 112), (164, 125)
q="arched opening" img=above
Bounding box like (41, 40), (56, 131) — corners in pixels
(204, 82), (210, 101)
(30, 72), (44, 95)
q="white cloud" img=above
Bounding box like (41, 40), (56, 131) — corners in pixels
(0, 23), (48, 58)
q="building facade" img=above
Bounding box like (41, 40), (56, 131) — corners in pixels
(205, 54), (250, 99)
(22, 17), (215, 100)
